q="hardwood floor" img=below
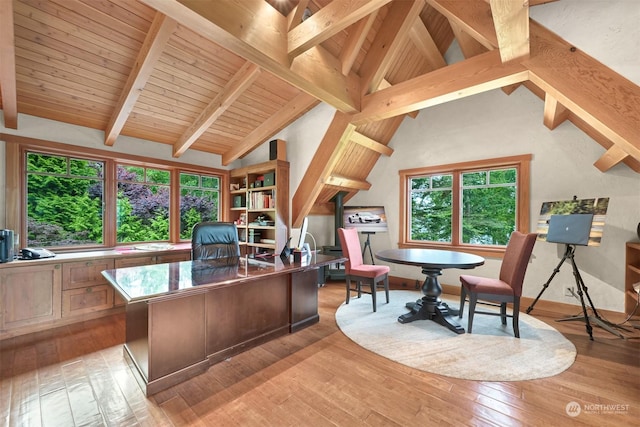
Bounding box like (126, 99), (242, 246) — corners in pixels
(1, 282), (638, 426)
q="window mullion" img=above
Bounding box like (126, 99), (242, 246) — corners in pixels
(452, 172), (461, 245)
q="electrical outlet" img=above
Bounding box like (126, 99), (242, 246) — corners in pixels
(564, 286), (575, 297)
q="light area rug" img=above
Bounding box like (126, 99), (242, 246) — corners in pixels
(335, 290), (577, 381)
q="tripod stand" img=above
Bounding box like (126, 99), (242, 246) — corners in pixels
(526, 244), (625, 340)
(361, 231), (375, 264)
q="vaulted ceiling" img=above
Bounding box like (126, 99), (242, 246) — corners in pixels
(1, 0), (639, 227)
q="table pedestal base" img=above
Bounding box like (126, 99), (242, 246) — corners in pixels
(399, 297), (465, 334)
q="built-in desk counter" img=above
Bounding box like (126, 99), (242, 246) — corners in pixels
(101, 253), (345, 395)
(0, 244), (192, 340)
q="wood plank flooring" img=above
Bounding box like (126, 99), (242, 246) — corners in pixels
(1, 282), (638, 426)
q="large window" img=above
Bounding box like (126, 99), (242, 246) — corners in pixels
(400, 155), (531, 255)
(13, 139), (224, 250)
(117, 165), (171, 243)
(179, 172), (220, 239)
(26, 153), (104, 247)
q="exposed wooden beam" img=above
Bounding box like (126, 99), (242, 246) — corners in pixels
(525, 20), (640, 163)
(142, 0), (360, 113)
(323, 175), (371, 191)
(292, 112), (356, 227)
(222, 92), (319, 165)
(105, 13), (176, 146)
(543, 93), (569, 130)
(173, 62), (260, 158)
(288, 0), (391, 59)
(359, 0), (425, 96)
(340, 10), (379, 75)
(428, 0), (497, 50)
(352, 50), (529, 125)
(594, 145), (628, 172)
(351, 131), (394, 156)
(449, 21), (489, 58)
(409, 18), (447, 70)
(430, 0), (640, 168)
(0, 0), (18, 129)
(287, 0), (310, 31)
(489, 0), (530, 63)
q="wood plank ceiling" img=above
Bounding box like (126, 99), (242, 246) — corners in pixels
(1, 0), (639, 227)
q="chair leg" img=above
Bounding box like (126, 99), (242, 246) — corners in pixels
(357, 281), (362, 298)
(513, 298), (520, 338)
(467, 293), (478, 334)
(459, 287), (467, 319)
(371, 280), (377, 312)
(384, 276), (390, 304)
(345, 277), (351, 304)
(500, 303), (507, 325)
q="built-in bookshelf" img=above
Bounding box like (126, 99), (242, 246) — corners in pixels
(229, 159), (289, 257)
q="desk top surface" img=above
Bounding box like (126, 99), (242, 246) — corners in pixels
(102, 253), (344, 303)
(376, 248), (484, 270)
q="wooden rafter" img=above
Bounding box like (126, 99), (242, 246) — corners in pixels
(489, 0), (530, 63)
(288, 0), (391, 59)
(352, 49), (529, 125)
(351, 131), (393, 156)
(359, 0), (425, 96)
(428, 0), (640, 171)
(543, 93), (569, 130)
(0, 0), (17, 129)
(105, 13), (177, 146)
(292, 112), (356, 227)
(340, 10), (379, 75)
(141, 0), (360, 113)
(173, 62), (261, 157)
(324, 175), (371, 191)
(525, 20), (640, 168)
(287, 0), (310, 31)
(409, 18), (446, 70)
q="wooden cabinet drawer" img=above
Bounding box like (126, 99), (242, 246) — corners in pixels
(62, 285), (114, 317)
(63, 259), (115, 290)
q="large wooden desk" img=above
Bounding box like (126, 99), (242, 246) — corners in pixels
(376, 249), (484, 334)
(102, 253), (344, 395)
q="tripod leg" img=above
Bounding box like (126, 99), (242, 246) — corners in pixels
(526, 246), (571, 314)
(572, 258), (626, 339)
(573, 274), (594, 340)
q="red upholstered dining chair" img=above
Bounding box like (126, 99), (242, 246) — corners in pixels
(458, 231), (537, 338)
(338, 227), (390, 312)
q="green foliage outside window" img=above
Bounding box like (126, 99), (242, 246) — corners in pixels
(410, 167), (517, 246)
(25, 151), (221, 248)
(27, 153), (104, 246)
(179, 172), (219, 239)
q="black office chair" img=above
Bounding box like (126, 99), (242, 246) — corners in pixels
(191, 222), (241, 260)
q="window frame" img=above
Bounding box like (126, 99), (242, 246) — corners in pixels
(4, 134), (228, 252)
(399, 154), (532, 258)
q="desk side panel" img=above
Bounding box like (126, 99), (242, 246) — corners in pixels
(206, 275), (289, 361)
